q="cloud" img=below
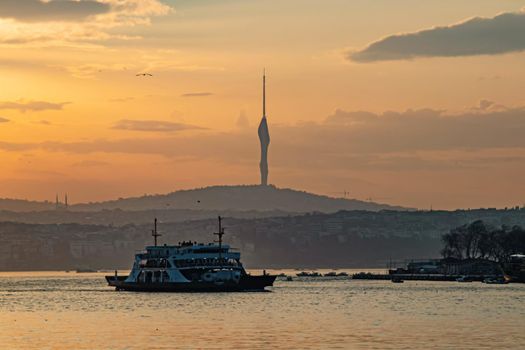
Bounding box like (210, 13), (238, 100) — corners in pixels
(109, 97), (135, 103)
(349, 11), (525, 62)
(0, 0), (173, 46)
(320, 106), (525, 153)
(72, 160), (109, 167)
(0, 100), (69, 112)
(4, 102), (525, 173)
(0, 0), (110, 22)
(0, 117), (10, 123)
(112, 119), (205, 132)
(36, 120), (51, 125)
(181, 92), (214, 97)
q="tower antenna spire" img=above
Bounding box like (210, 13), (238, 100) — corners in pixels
(263, 68), (266, 118)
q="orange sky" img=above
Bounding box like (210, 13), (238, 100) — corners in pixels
(2, 0), (525, 209)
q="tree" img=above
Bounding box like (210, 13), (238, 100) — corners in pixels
(441, 221), (525, 262)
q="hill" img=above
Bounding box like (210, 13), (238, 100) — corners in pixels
(69, 185), (407, 212)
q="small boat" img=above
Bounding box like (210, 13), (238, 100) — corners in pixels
(391, 277), (404, 283)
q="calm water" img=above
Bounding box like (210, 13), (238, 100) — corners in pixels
(1, 270), (524, 349)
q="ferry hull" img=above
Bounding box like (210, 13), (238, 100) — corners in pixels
(105, 275), (276, 292)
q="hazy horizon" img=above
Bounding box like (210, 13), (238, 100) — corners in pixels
(2, 0), (525, 210)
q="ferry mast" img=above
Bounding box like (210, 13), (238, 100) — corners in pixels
(214, 216), (225, 267)
(152, 217), (161, 246)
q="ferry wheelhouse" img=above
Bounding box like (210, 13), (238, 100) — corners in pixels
(105, 217), (276, 292)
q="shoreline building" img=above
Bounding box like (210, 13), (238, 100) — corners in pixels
(258, 71), (270, 186)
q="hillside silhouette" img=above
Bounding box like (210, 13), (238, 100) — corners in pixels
(69, 185), (406, 212)
(0, 185), (407, 214)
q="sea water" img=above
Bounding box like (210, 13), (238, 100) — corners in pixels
(0, 270), (524, 349)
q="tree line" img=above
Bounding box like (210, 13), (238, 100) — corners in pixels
(441, 220), (525, 262)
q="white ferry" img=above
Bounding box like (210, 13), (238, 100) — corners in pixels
(105, 217), (276, 292)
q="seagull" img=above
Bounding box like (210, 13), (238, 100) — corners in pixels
(136, 73), (153, 77)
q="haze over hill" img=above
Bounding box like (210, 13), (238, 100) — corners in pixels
(0, 185), (407, 214)
(0, 198), (56, 212)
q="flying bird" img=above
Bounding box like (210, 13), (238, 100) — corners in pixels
(136, 73), (153, 77)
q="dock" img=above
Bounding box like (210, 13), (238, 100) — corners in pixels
(352, 272), (490, 282)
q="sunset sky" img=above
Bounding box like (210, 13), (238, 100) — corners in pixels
(2, 0), (525, 209)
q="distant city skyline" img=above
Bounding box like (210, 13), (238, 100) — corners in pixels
(2, 0), (525, 209)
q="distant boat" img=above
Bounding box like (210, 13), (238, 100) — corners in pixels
(391, 277), (404, 283)
(483, 277), (508, 284)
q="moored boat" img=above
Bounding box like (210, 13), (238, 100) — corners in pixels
(483, 277), (509, 284)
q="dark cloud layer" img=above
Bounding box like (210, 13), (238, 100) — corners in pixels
(0, 100), (69, 112)
(0, 0), (110, 22)
(349, 11), (525, 62)
(112, 119), (204, 133)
